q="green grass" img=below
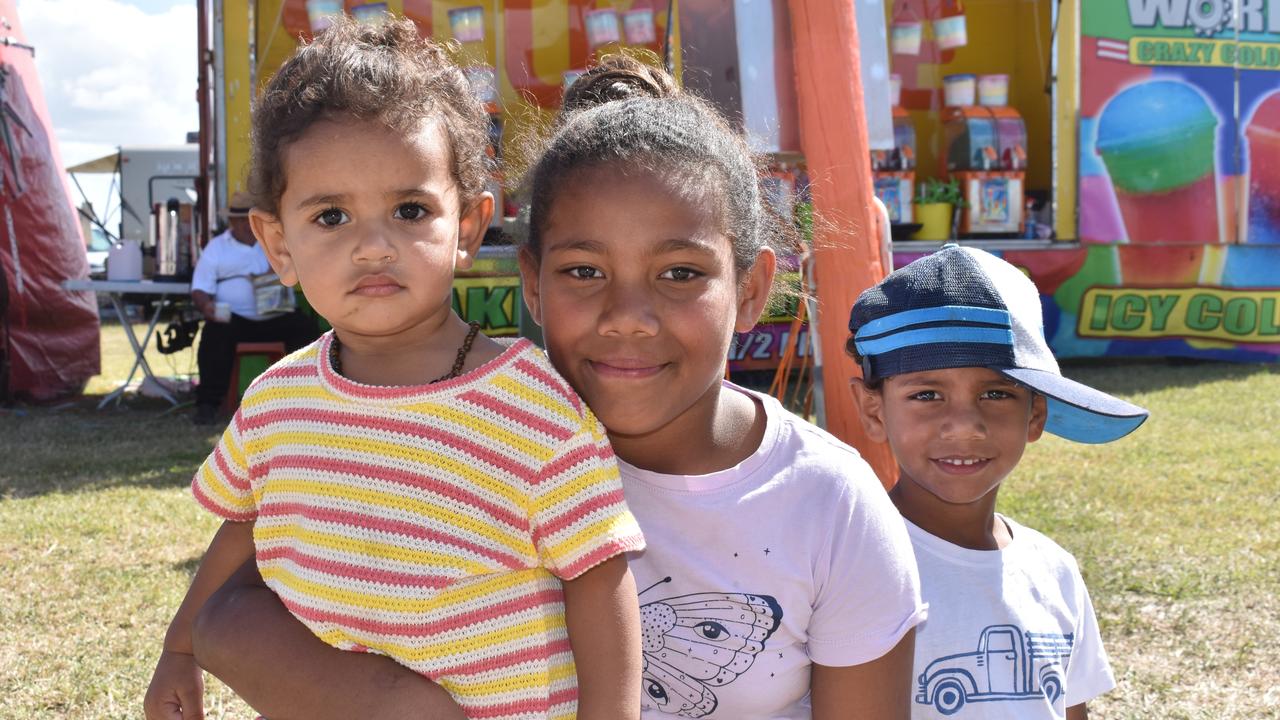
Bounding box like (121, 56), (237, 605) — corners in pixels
(2, 327), (1278, 718)
(1000, 362), (1280, 719)
(1, 322), (250, 719)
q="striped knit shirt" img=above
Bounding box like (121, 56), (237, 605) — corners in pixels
(193, 333), (645, 719)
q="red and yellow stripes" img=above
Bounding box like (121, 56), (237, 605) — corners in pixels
(192, 335), (643, 718)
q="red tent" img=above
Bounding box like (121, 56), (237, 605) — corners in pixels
(0, 1), (99, 402)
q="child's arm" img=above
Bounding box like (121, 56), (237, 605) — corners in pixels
(144, 519), (255, 720)
(809, 628), (915, 720)
(1067, 703), (1089, 719)
(562, 555), (642, 719)
(192, 557), (466, 720)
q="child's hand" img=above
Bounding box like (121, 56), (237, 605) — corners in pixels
(144, 650), (205, 720)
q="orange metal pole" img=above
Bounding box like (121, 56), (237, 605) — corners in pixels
(788, 0), (898, 487)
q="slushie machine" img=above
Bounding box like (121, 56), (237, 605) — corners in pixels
(942, 103), (1027, 236)
(873, 107), (918, 224)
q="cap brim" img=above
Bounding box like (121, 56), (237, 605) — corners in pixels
(999, 367), (1148, 444)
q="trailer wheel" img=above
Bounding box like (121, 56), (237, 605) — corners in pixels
(1042, 674), (1063, 704)
(932, 679), (966, 716)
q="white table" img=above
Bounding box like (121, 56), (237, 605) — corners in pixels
(63, 279), (192, 409)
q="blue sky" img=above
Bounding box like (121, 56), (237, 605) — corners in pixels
(18, 0), (196, 212)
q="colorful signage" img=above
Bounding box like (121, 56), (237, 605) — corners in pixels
(731, 326), (811, 373)
(451, 277), (520, 336)
(1080, 0), (1280, 244)
(1121, 37), (1280, 69)
(1079, 287), (1280, 342)
(1061, 0), (1280, 361)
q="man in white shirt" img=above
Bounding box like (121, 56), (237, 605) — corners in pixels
(191, 192), (318, 424)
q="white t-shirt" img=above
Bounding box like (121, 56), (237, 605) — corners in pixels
(191, 229), (274, 319)
(620, 384), (926, 720)
(906, 515), (1115, 719)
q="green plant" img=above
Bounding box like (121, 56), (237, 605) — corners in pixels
(915, 178), (967, 208)
(793, 201), (814, 245)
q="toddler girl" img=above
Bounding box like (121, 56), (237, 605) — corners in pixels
(143, 18), (644, 720)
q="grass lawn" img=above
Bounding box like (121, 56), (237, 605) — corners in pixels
(2, 323), (1278, 718)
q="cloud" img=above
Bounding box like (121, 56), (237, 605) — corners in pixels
(18, 0), (196, 167)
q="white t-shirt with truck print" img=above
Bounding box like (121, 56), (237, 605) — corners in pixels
(905, 515), (1115, 719)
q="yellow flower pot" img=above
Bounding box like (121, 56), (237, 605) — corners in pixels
(915, 203), (954, 241)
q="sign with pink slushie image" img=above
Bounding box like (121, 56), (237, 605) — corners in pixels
(1079, 0), (1280, 246)
(1057, 0), (1280, 363)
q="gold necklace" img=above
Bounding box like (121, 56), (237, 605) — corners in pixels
(329, 322), (483, 384)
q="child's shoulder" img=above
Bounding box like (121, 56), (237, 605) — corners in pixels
(499, 338), (581, 402)
(239, 335), (326, 397)
(734, 383), (885, 494)
(904, 515), (1082, 575)
(1001, 516), (1082, 571)
(476, 339), (598, 426)
(746, 384), (873, 466)
(906, 516), (1091, 604)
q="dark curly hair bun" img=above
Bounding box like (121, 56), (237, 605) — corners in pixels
(561, 54), (678, 115)
(524, 53), (799, 277)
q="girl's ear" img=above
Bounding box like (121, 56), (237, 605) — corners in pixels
(251, 209), (297, 286)
(1027, 393), (1048, 443)
(455, 192), (495, 271)
(516, 245), (543, 327)
(734, 247), (777, 333)
(849, 378), (889, 443)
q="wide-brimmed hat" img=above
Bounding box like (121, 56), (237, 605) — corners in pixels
(224, 191), (254, 219)
(848, 244), (1148, 444)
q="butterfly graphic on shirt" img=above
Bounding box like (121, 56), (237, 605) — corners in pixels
(639, 589), (783, 717)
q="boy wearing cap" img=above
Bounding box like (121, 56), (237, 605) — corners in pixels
(190, 192), (318, 425)
(847, 245), (1147, 719)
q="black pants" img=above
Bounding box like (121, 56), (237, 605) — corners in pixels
(195, 311), (320, 408)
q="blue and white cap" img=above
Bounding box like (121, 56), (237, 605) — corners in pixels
(848, 244), (1148, 444)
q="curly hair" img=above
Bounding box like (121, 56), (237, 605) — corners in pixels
(248, 15), (491, 216)
(523, 54), (798, 275)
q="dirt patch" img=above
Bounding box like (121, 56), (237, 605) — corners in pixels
(1095, 593), (1280, 719)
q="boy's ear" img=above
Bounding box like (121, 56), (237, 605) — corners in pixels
(735, 247), (777, 333)
(1027, 393), (1048, 443)
(455, 192), (495, 271)
(250, 209), (297, 286)
(516, 245), (543, 327)
(849, 377), (889, 444)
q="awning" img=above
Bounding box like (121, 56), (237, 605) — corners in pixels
(65, 151), (120, 174)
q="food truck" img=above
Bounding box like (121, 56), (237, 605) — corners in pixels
(199, 0), (1280, 368)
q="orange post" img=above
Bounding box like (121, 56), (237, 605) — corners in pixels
(788, 0), (898, 487)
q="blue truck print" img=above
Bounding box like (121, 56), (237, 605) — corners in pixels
(915, 624), (1074, 716)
